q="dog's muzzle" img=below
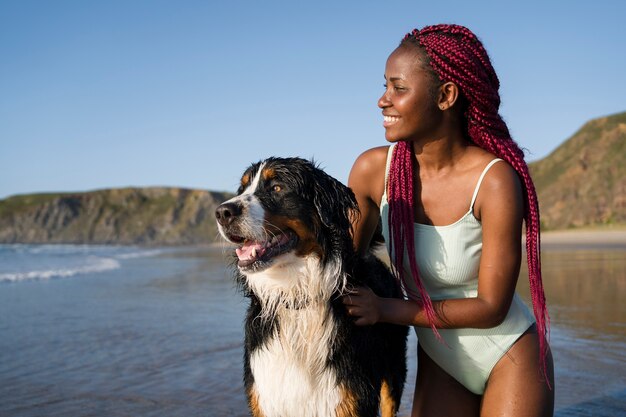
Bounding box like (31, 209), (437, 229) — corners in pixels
(215, 200), (299, 272)
(215, 202), (243, 228)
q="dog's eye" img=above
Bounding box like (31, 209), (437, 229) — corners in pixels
(272, 184), (282, 193)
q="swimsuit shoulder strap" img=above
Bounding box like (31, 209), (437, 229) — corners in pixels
(469, 158), (503, 210)
(381, 144), (396, 203)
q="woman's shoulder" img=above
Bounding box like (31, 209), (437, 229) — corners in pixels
(466, 147), (523, 215)
(349, 145), (390, 202)
(351, 145), (390, 176)
(464, 146), (517, 181)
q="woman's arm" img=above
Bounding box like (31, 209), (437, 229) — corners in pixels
(344, 161), (525, 329)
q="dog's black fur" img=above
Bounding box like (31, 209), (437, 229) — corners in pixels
(216, 157), (407, 417)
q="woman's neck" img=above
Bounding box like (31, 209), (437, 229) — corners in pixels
(412, 131), (468, 175)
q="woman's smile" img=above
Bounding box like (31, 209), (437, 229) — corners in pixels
(383, 114), (400, 127)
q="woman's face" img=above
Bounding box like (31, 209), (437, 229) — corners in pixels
(378, 46), (442, 143)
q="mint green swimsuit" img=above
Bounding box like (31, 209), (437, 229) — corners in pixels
(380, 144), (535, 395)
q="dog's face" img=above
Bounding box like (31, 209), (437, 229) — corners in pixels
(215, 157), (357, 275)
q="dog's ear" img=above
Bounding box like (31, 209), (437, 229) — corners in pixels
(312, 170), (359, 233)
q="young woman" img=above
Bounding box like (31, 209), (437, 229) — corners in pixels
(343, 24), (555, 416)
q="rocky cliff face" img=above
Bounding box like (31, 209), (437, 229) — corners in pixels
(0, 187), (232, 245)
(529, 111), (626, 230)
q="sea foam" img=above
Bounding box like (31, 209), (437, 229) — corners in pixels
(0, 256), (120, 283)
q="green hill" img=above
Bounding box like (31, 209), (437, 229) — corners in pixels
(0, 187), (232, 245)
(529, 111), (626, 230)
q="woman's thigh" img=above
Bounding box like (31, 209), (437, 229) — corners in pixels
(412, 344), (481, 417)
(481, 327), (555, 417)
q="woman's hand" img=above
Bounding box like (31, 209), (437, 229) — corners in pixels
(342, 286), (382, 326)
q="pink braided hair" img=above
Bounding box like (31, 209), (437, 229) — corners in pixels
(388, 24), (550, 382)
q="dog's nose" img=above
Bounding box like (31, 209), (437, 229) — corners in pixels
(215, 202), (242, 226)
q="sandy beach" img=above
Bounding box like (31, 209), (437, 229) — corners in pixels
(539, 229), (626, 249)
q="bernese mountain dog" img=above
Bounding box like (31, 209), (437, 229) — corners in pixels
(215, 157), (407, 417)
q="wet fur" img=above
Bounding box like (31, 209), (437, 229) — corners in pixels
(216, 157), (408, 417)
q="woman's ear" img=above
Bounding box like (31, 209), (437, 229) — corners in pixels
(437, 81), (459, 111)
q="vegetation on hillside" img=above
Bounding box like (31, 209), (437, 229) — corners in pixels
(529, 111), (626, 230)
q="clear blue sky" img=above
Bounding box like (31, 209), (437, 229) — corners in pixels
(1, 0), (625, 199)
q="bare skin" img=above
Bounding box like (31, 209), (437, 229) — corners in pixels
(343, 45), (554, 416)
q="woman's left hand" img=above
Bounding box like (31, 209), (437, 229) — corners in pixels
(342, 286), (382, 326)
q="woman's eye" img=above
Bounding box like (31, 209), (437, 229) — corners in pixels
(383, 83), (405, 92)
(272, 184), (282, 192)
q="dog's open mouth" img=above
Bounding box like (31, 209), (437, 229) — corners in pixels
(234, 230), (298, 271)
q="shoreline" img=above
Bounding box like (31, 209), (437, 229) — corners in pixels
(538, 229), (626, 249)
(3, 229), (626, 250)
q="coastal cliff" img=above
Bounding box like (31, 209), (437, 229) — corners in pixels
(529, 111), (626, 230)
(0, 187), (232, 245)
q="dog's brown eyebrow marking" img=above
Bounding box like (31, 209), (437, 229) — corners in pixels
(240, 173), (251, 188)
(262, 167), (276, 181)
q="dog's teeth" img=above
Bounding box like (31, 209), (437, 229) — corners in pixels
(251, 247), (257, 258)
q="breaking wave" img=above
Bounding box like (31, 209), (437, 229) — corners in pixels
(0, 244), (165, 283)
(0, 256), (121, 283)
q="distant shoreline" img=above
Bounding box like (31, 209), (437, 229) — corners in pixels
(2, 229), (626, 250)
(539, 229), (626, 250)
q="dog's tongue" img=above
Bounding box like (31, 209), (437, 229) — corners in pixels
(236, 241), (265, 261)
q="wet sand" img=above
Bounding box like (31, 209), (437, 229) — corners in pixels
(519, 230), (626, 416)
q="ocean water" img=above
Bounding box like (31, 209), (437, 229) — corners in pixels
(0, 244), (624, 416)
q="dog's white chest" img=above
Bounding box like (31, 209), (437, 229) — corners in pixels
(250, 308), (342, 417)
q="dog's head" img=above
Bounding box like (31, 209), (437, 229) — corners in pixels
(215, 157), (358, 275)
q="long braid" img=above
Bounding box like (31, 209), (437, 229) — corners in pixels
(388, 140), (440, 338)
(389, 24), (550, 382)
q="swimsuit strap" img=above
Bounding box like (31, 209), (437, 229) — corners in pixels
(469, 158), (503, 210)
(382, 144), (396, 202)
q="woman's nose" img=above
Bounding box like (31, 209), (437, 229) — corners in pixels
(378, 91), (390, 109)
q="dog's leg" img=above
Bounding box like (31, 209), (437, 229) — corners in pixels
(335, 384), (359, 417)
(380, 379), (399, 417)
(246, 385), (267, 417)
